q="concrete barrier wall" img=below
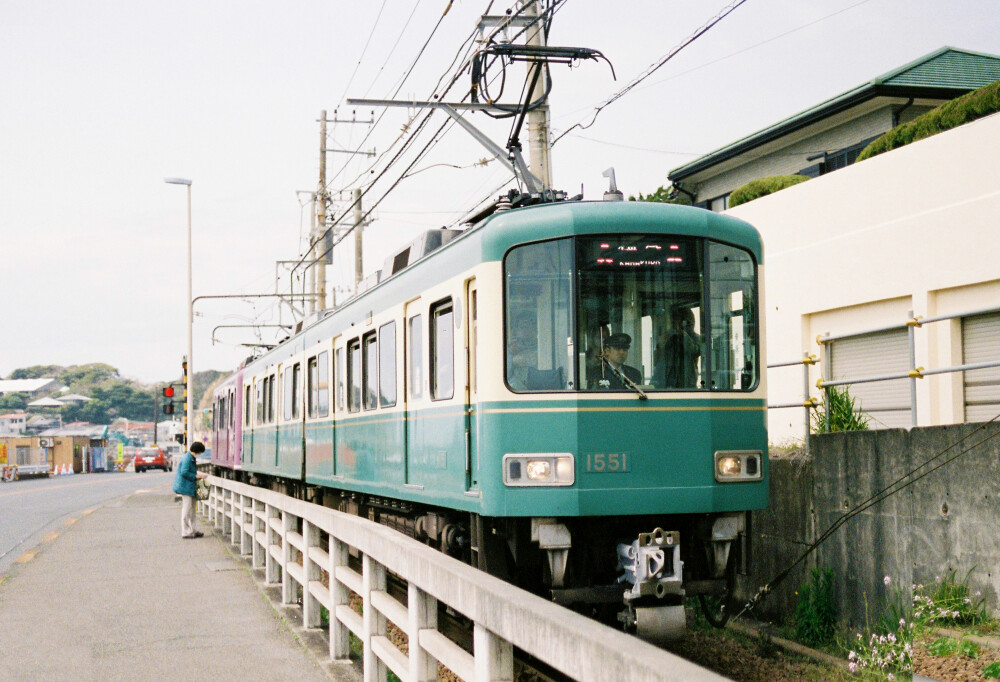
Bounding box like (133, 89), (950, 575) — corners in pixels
(741, 422), (1000, 627)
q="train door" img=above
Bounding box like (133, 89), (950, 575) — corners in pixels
(465, 279), (478, 491)
(403, 298), (422, 485)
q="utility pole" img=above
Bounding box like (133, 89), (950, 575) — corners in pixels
(353, 188), (364, 291)
(313, 110), (329, 312)
(523, 0), (553, 188)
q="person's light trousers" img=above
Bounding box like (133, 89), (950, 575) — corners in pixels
(181, 494), (198, 537)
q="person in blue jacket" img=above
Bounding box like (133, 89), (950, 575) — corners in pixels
(173, 441), (208, 539)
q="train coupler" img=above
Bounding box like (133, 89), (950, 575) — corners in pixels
(617, 528), (686, 642)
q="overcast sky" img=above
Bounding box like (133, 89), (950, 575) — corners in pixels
(2, 0), (997, 385)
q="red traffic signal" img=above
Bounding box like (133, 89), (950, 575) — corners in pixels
(162, 386), (175, 398)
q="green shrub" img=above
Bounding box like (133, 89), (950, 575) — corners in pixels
(795, 567), (838, 646)
(857, 78), (1000, 161)
(728, 175), (810, 207)
(813, 385), (870, 433)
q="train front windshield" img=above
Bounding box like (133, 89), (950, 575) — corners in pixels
(504, 235), (758, 392)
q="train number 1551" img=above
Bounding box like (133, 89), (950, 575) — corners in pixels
(585, 453), (629, 473)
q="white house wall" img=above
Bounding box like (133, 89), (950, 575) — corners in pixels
(726, 111), (1000, 443)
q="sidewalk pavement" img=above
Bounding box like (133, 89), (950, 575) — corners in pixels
(0, 483), (347, 682)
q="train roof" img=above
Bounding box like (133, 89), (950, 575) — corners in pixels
(241, 200), (763, 372)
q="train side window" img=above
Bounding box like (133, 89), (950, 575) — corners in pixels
(245, 385), (251, 426)
(363, 332), (378, 410)
(379, 321), (397, 407)
(292, 363), (302, 419)
(255, 379), (264, 425)
(336, 348), (345, 412)
(267, 374), (276, 423)
(282, 366), (293, 421)
(430, 299), (454, 400)
(409, 315), (423, 399)
(229, 391), (234, 429)
(347, 339), (361, 412)
(308, 352), (329, 418)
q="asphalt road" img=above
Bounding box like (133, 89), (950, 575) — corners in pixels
(0, 470), (175, 576)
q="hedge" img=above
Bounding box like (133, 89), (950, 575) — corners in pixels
(857, 77), (1000, 162)
(728, 174), (810, 208)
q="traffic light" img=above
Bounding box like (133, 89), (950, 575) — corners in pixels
(162, 386), (175, 414)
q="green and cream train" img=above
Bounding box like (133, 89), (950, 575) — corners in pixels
(211, 199), (767, 640)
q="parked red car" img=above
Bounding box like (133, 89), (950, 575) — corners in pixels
(134, 447), (171, 473)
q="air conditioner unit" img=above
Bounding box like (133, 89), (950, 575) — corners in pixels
(39, 437), (53, 447)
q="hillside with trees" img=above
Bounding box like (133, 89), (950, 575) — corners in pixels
(0, 363), (225, 424)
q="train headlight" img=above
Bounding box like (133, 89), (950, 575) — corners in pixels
(526, 460), (551, 480)
(503, 454), (575, 487)
(714, 450), (763, 482)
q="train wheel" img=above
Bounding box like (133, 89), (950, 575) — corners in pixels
(634, 605), (686, 643)
(698, 550), (736, 628)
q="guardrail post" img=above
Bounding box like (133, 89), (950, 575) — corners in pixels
(802, 351), (812, 454)
(362, 553), (388, 682)
(252, 499), (265, 568)
(214, 489), (223, 530)
(474, 623), (513, 681)
(303, 520), (321, 629)
(265, 504), (280, 584)
(240, 494), (252, 556)
(281, 511), (295, 605)
(230, 492), (240, 546)
(908, 309), (918, 427)
(329, 536), (350, 661)
(408, 584), (437, 682)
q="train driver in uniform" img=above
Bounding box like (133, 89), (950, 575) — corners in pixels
(592, 333), (643, 390)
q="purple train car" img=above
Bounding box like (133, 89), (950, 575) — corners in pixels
(211, 368), (244, 471)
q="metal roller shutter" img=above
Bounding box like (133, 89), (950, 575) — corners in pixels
(829, 328), (911, 429)
(962, 312), (1000, 423)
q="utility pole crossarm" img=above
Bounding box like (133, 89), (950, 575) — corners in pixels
(346, 98), (545, 194)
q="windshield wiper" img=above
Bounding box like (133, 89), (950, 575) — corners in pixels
(601, 357), (648, 400)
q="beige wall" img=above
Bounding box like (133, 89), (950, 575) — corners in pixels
(726, 111), (1000, 443)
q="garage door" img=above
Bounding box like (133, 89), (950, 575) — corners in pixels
(962, 312), (1000, 423)
(829, 328), (911, 429)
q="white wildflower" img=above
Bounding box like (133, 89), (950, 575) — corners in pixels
(884, 575), (892, 586)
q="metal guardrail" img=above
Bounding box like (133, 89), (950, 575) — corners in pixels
(767, 306), (1000, 444)
(204, 476), (727, 682)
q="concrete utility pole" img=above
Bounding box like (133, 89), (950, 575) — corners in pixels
(522, 0), (553, 188)
(353, 188), (364, 291)
(313, 110), (329, 312)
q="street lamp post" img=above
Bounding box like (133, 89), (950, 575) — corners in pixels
(164, 177), (193, 447)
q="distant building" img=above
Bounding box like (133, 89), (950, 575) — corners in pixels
(0, 413), (28, 436)
(0, 378), (59, 396)
(668, 47), (1000, 211)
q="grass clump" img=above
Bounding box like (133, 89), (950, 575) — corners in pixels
(813, 385), (870, 433)
(795, 568), (838, 647)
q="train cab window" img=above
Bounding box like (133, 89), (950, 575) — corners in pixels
(379, 321), (397, 407)
(363, 333), (378, 410)
(577, 235), (708, 392)
(336, 348), (345, 412)
(408, 315), (424, 399)
(430, 300), (454, 400)
(308, 352), (329, 418)
(504, 239), (573, 391)
(245, 385), (252, 426)
(707, 242), (758, 390)
(347, 339), (361, 412)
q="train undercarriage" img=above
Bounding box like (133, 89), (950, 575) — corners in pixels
(226, 469), (749, 643)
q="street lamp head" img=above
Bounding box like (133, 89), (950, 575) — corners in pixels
(164, 177), (192, 186)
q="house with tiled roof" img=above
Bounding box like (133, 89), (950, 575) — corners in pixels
(668, 47), (1000, 211)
